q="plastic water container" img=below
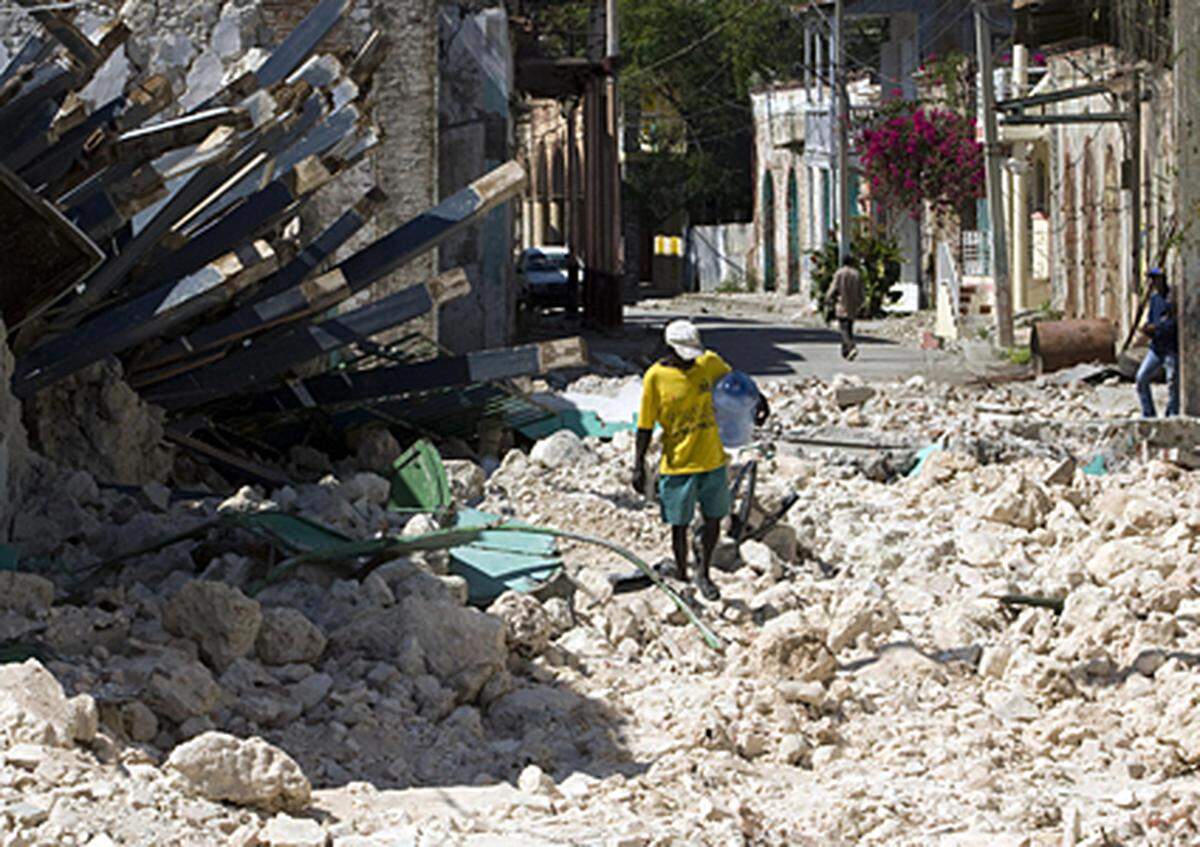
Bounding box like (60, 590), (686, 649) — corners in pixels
(712, 370), (759, 448)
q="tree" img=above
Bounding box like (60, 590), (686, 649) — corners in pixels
(516, 0), (809, 227)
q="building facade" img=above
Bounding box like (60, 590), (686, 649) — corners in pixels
(745, 1), (1002, 308)
(993, 47), (1175, 342)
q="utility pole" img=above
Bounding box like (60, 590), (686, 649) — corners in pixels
(606, 0), (622, 319)
(1129, 69), (1141, 339)
(1176, 0), (1200, 414)
(834, 0), (851, 262)
(581, 0), (622, 328)
(974, 0), (1014, 348)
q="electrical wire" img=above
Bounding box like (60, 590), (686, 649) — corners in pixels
(623, 0), (768, 84)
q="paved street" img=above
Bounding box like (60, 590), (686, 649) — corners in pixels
(623, 307), (962, 384)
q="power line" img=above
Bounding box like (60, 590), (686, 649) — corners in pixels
(623, 0), (767, 84)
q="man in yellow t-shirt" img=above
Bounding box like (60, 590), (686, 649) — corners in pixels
(632, 319), (767, 601)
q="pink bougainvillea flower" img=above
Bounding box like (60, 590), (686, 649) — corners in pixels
(853, 103), (984, 217)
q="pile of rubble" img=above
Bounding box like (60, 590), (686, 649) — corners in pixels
(0, 365), (1197, 845)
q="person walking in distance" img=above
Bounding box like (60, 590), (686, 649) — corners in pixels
(829, 256), (864, 360)
(1135, 267), (1180, 418)
(632, 320), (767, 601)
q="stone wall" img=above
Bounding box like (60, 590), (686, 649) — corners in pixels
(436, 5), (516, 354)
(1045, 50), (1174, 339)
(751, 85), (813, 300)
(687, 223), (754, 293)
(0, 322), (31, 543)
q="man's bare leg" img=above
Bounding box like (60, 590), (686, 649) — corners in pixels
(669, 525), (689, 580)
(694, 517), (721, 601)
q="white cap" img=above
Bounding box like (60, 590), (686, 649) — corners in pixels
(664, 319), (704, 361)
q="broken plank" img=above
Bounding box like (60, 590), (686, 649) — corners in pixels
(351, 30), (390, 88)
(11, 0), (102, 69)
(57, 112), (301, 325)
(165, 430), (290, 487)
(14, 96), (124, 181)
(109, 107), (254, 167)
(132, 187), (388, 377)
(174, 98), (347, 239)
(780, 432), (913, 451)
(254, 0), (353, 88)
(63, 165), (166, 243)
(12, 242), (277, 397)
(144, 269), (471, 410)
(0, 63), (74, 130)
(239, 337), (588, 413)
(133, 154), (335, 293)
(338, 161), (526, 290)
(992, 594), (1065, 615)
(126, 162), (524, 381)
(202, 0), (352, 110)
(0, 37), (52, 89)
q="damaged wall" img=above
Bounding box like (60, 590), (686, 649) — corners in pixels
(437, 5), (517, 353)
(0, 322), (31, 543)
(3, 0), (441, 318)
(25, 361), (174, 487)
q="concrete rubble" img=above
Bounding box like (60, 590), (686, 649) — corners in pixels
(0, 363), (1194, 845)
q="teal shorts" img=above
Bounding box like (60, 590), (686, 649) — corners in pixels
(658, 465), (731, 526)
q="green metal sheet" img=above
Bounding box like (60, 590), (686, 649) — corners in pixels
(389, 438), (452, 512)
(516, 408), (635, 441)
(0, 546), (18, 572)
(233, 512), (351, 552)
(449, 508), (562, 605)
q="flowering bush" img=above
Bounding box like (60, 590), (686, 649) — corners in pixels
(809, 224), (902, 321)
(857, 105), (984, 218)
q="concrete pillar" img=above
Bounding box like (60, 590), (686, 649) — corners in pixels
(815, 31), (824, 101)
(548, 201), (563, 244)
(804, 26), (813, 94)
(1012, 146), (1031, 314)
(1011, 46), (1031, 315)
(532, 200), (546, 246)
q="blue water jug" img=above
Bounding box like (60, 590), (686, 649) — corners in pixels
(712, 370), (759, 448)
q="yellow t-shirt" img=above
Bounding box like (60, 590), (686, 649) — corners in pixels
(638, 351), (732, 475)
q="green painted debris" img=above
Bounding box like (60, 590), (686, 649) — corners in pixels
(237, 511), (352, 552)
(517, 409), (635, 441)
(389, 438), (453, 512)
(246, 517), (723, 652)
(0, 546), (19, 572)
(449, 509), (563, 605)
(1082, 454), (1107, 476)
(907, 444), (941, 477)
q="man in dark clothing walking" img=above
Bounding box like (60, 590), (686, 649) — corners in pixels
(1135, 267), (1180, 418)
(828, 257), (864, 360)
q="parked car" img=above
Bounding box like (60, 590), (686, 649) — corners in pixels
(516, 246), (581, 309)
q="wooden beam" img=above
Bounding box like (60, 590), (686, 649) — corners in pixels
(133, 154), (335, 292)
(126, 162), (524, 381)
(165, 429), (290, 487)
(202, 0), (352, 110)
(237, 337), (587, 413)
(143, 269), (471, 411)
(132, 187), (388, 376)
(12, 242), (277, 397)
(10, 0), (101, 68)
